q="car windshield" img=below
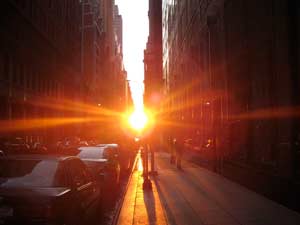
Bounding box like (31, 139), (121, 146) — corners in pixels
(0, 159), (60, 188)
(78, 147), (105, 159)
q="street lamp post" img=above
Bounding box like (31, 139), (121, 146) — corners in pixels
(207, 15), (218, 172)
(128, 109), (153, 189)
(148, 123), (158, 176)
(142, 139), (152, 189)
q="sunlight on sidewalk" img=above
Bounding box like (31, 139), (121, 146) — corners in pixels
(138, 155), (144, 172)
(117, 154), (167, 225)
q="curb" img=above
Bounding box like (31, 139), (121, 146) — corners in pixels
(111, 152), (139, 225)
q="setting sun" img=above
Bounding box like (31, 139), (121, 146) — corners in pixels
(128, 110), (149, 131)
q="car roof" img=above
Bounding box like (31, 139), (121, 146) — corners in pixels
(78, 146), (105, 151)
(96, 143), (118, 148)
(0, 154), (79, 162)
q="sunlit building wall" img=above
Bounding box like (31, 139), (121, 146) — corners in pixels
(79, 0), (126, 139)
(114, 5), (123, 54)
(112, 4), (127, 111)
(99, 0), (114, 109)
(0, 0), (82, 143)
(102, 0), (115, 58)
(163, 0), (207, 139)
(98, 0), (126, 111)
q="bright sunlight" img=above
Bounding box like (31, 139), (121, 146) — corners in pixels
(115, 0), (148, 111)
(128, 109), (149, 131)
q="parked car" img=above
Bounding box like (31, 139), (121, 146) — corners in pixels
(79, 141), (89, 146)
(30, 142), (48, 153)
(2, 137), (30, 155)
(77, 146), (121, 189)
(0, 155), (101, 225)
(96, 143), (134, 173)
(183, 139), (199, 151)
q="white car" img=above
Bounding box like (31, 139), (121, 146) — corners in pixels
(77, 146), (121, 189)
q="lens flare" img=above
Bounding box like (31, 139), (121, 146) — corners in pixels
(128, 110), (148, 131)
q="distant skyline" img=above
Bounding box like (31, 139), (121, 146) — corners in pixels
(115, 0), (149, 110)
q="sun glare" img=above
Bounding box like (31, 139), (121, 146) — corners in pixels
(128, 110), (148, 131)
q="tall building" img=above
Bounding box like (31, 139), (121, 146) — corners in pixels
(0, 0), (82, 143)
(144, 0), (163, 110)
(114, 5), (123, 54)
(101, 0), (115, 59)
(81, 0), (105, 104)
(112, 4), (127, 111)
(163, 0), (300, 207)
(81, 0), (125, 108)
(98, 0), (126, 110)
(0, 0), (127, 142)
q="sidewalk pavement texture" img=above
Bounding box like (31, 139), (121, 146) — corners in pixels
(116, 152), (300, 225)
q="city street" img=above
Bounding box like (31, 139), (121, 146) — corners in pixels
(117, 152), (300, 225)
(1, 1), (300, 224)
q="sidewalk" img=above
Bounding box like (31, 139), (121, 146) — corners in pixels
(116, 152), (300, 225)
(116, 153), (168, 225)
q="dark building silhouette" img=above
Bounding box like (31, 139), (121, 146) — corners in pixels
(112, 4), (127, 112)
(163, 0), (300, 210)
(0, 0), (82, 142)
(144, 0), (163, 149)
(144, 0), (163, 110)
(0, 0), (126, 143)
(98, 0), (126, 111)
(81, 0), (104, 105)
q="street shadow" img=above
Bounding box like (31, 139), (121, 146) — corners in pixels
(143, 185), (157, 225)
(152, 178), (178, 225)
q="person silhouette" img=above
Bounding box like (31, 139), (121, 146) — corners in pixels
(174, 138), (183, 169)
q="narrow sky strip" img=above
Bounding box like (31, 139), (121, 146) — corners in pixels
(115, 0), (149, 110)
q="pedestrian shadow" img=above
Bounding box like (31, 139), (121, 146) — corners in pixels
(143, 186), (157, 225)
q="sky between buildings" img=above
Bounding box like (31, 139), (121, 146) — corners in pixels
(115, 0), (149, 110)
